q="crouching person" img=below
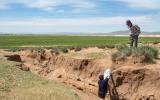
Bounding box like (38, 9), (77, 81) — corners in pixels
(98, 69), (111, 100)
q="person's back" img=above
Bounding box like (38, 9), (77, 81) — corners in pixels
(130, 25), (141, 36)
(98, 79), (108, 98)
(98, 69), (111, 99)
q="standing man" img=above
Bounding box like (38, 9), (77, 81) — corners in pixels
(126, 20), (141, 47)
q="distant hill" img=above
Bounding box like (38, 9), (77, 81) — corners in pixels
(92, 30), (160, 36)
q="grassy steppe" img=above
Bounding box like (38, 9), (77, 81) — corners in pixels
(0, 59), (79, 100)
(0, 35), (159, 47)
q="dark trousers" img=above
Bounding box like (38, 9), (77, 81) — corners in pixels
(130, 35), (139, 47)
(98, 92), (107, 99)
(98, 79), (108, 99)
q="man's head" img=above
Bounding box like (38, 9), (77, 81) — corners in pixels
(99, 75), (104, 80)
(126, 20), (133, 27)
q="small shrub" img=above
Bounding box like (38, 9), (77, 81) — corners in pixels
(82, 45), (90, 49)
(35, 48), (44, 52)
(7, 47), (22, 52)
(61, 48), (68, 53)
(116, 44), (128, 51)
(50, 49), (59, 55)
(7, 48), (16, 52)
(68, 46), (75, 50)
(112, 46), (158, 63)
(121, 48), (132, 56)
(112, 48), (131, 61)
(97, 44), (115, 49)
(45, 47), (53, 49)
(131, 47), (142, 56)
(97, 45), (106, 49)
(75, 46), (82, 52)
(139, 46), (158, 60)
(112, 52), (121, 61)
(106, 44), (115, 49)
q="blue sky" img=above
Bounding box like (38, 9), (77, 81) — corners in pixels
(0, 0), (160, 33)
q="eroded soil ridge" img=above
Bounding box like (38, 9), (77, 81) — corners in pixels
(5, 49), (160, 100)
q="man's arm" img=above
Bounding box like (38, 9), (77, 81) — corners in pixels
(103, 69), (111, 80)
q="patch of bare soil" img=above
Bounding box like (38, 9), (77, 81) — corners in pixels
(147, 42), (160, 47)
(64, 47), (115, 59)
(3, 47), (160, 100)
(113, 55), (149, 69)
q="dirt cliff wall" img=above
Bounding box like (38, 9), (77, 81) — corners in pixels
(5, 50), (160, 100)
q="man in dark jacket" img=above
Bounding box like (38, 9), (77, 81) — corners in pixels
(98, 75), (108, 99)
(98, 69), (111, 99)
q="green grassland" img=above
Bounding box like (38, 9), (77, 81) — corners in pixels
(0, 35), (159, 47)
(0, 59), (79, 100)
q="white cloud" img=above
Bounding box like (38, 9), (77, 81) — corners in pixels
(116, 0), (160, 9)
(0, 0), (95, 11)
(0, 16), (149, 26)
(0, 0), (160, 11)
(0, 16), (152, 33)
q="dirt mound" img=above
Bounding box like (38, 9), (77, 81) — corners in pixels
(4, 49), (160, 100)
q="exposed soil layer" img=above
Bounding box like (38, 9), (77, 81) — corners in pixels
(4, 48), (160, 100)
(5, 54), (22, 62)
(17, 49), (110, 95)
(109, 66), (160, 100)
